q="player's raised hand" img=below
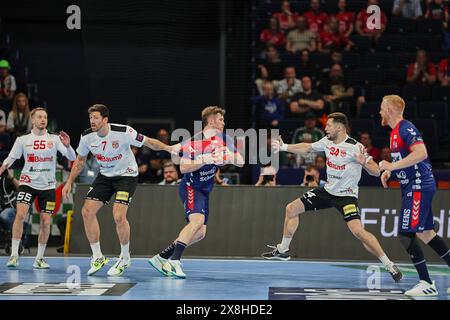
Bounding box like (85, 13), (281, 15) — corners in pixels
(381, 170), (391, 188)
(59, 131), (71, 147)
(272, 136), (285, 154)
(379, 160), (394, 172)
(62, 182), (72, 200)
(169, 143), (181, 156)
(354, 145), (368, 165)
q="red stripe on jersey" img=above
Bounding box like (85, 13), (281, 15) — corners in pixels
(411, 192), (421, 230)
(187, 186), (195, 210)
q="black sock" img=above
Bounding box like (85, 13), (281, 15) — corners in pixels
(428, 235), (450, 267)
(159, 242), (176, 259)
(400, 233), (432, 284)
(170, 241), (187, 261)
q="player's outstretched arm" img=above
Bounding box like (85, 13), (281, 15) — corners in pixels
(379, 143), (428, 172)
(62, 155), (87, 200)
(354, 146), (380, 177)
(58, 131), (76, 161)
(143, 136), (180, 155)
(363, 159), (380, 177)
(179, 154), (215, 174)
(0, 137), (23, 175)
(272, 136), (312, 154)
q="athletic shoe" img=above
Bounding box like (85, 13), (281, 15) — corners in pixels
(107, 256), (131, 276)
(261, 245), (291, 261)
(162, 259), (186, 278)
(385, 263), (402, 282)
(33, 258), (50, 269)
(87, 256), (109, 276)
(405, 280), (438, 297)
(148, 254), (170, 276)
(6, 256), (19, 268)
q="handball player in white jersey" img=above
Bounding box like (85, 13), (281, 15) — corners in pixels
(62, 104), (177, 276)
(0, 108), (76, 269)
(262, 112), (403, 282)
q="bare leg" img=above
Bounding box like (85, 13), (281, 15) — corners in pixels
(81, 200), (104, 244)
(347, 219), (385, 258)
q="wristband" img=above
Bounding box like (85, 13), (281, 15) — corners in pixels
(280, 144), (288, 152)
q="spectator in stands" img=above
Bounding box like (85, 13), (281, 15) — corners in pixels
(276, 66), (303, 104)
(356, 0), (387, 40)
(0, 60), (16, 100)
(290, 112), (325, 167)
(286, 17), (317, 53)
(158, 161), (180, 185)
(149, 128), (171, 161)
(437, 55), (450, 86)
(256, 45), (284, 94)
(335, 0), (355, 38)
(331, 50), (344, 65)
(318, 17), (354, 53)
(0, 109), (6, 134)
(304, 0), (329, 33)
(272, 0), (299, 31)
(252, 81), (285, 129)
(359, 132), (381, 163)
(393, 0), (423, 20)
(291, 111), (325, 144)
(301, 165), (326, 187)
(289, 76), (325, 117)
(315, 154), (326, 170)
(406, 49), (437, 86)
(132, 146), (150, 183)
(318, 64), (355, 112)
(380, 146), (392, 162)
(7, 93), (32, 139)
(260, 17), (286, 48)
(296, 49), (316, 78)
(425, 0), (449, 30)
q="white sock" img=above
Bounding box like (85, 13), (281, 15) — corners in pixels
(90, 242), (103, 259)
(120, 243), (130, 260)
(36, 243), (47, 260)
(278, 237), (292, 253)
(11, 239), (20, 256)
(379, 254), (393, 268)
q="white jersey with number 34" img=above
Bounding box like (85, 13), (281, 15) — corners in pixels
(311, 135), (365, 198)
(8, 131), (72, 190)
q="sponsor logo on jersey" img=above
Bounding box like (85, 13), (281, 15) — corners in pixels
(343, 204), (358, 215)
(112, 140), (119, 149)
(27, 154), (54, 163)
(20, 175), (31, 183)
(47, 141), (54, 149)
(46, 201), (56, 211)
(402, 209), (411, 230)
(95, 154), (123, 162)
(29, 167), (51, 173)
(326, 159), (346, 170)
(116, 191), (130, 202)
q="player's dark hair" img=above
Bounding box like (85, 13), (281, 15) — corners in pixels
(88, 104), (109, 118)
(328, 112), (349, 128)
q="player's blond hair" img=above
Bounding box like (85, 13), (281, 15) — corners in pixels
(30, 107), (48, 118)
(382, 95), (405, 114)
(201, 106), (225, 126)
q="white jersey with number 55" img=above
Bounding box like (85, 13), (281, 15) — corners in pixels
(8, 131), (73, 190)
(311, 135), (365, 198)
(76, 123), (145, 177)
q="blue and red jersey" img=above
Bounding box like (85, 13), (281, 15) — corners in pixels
(390, 120), (436, 194)
(179, 132), (236, 194)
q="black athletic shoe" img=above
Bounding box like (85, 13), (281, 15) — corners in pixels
(386, 263), (403, 282)
(261, 245), (291, 261)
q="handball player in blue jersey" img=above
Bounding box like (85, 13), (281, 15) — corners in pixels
(148, 106), (244, 278)
(379, 95), (450, 297)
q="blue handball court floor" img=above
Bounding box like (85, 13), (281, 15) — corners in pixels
(0, 257), (449, 300)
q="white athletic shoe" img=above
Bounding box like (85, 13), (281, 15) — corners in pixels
(87, 256), (109, 276)
(33, 258), (50, 269)
(107, 256), (131, 277)
(162, 259), (186, 279)
(405, 280), (438, 297)
(148, 254), (170, 276)
(6, 256), (19, 268)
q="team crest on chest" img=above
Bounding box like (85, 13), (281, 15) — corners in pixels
(47, 141), (54, 149)
(112, 140), (119, 149)
(340, 149), (347, 157)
